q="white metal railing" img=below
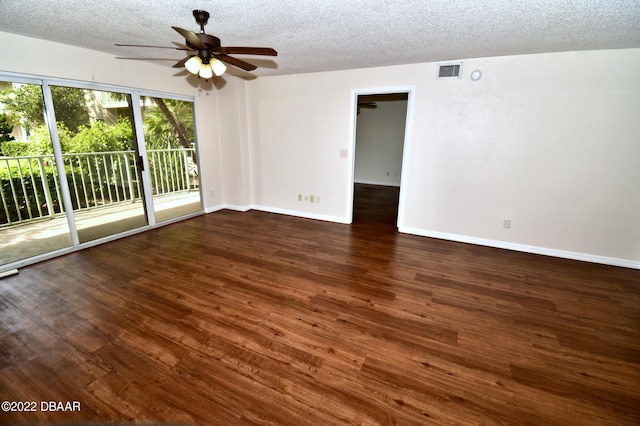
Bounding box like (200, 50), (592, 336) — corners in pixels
(0, 148), (197, 227)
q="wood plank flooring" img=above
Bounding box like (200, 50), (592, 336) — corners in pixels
(1, 183), (639, 425)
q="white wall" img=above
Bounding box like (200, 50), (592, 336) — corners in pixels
(355, 99), (407, 186)
(213, 78), (252, 210)
(3, 31), (638, 267)
(246, 49), (640, 267)
(0, 31), (227, 212)
(246, 78), (355, 222)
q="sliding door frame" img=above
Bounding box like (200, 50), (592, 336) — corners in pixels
(0, 71), (201, 271)
(41, 80), (80, 245)
(133, 89), (203, 225)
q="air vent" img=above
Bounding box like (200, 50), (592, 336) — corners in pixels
(437, 62), (462, 79)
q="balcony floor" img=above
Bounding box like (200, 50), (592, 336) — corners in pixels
(0, 192), (201, 267)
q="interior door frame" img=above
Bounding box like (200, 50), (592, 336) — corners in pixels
(347, 85), (416, 227)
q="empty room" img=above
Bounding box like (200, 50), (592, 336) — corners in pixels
(1, 1), (639, 424)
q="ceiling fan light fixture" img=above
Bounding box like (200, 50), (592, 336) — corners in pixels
(211, 59), (227, 76)
(199, 63), (214, 79)
(117, 10), (276, 82)
(184, 55), (202, 74)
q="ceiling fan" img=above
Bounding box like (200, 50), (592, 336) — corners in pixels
(357, 101), (377, 114)
(115, 10), (277, 79)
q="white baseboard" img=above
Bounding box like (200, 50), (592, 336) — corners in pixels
(204, 204), (224, 213)
(203, 207), (639, 270)
(251, 205), (351, 224)
(354, 179), (401, 187)
(206, 203), (347, 222)
(0, 269), (19, 279)
(399, 226), (640, 270)
(205, 203), (251, 213)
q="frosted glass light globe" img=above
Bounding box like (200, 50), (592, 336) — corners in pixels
(199, 64), (214, 79)
(211, 59), (227, 76)
(184, 56), (202, 74)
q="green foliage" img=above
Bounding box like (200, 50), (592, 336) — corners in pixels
(63, 119), (134, 153)
(0, 157), (55, 180)
(0, 87), (195, 225)
(144, 133), (178, 150)
(0, 142), (33, 157)
(0, 172), (62, 225)
(50, 86), (92, 132)
(0, 113), (15, 143)
(0, 84), (43, 133)
(0, 154), (138, 225)
(0, 84), (90, 133)
(0, 123), (66, 156)
(143, 98), (194, 149)
(24, 124), (65, 154)
(0, 156), (60, 225)
(0, 120), (133, 156)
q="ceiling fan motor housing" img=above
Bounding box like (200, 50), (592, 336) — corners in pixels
(193, 10), (210, 28)
(199, 49), (212, 64)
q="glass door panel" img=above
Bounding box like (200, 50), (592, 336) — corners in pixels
(140, 96), (202, 223)
(51, 86), (148, 243)
(0, 81), (73, 267)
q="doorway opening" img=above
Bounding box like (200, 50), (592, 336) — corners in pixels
(351, 91), (410, 228)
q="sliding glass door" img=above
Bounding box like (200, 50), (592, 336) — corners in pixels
(51, 85), (148, 243)
(1, 74), (202, 271)
(140, 96), (201, 223)
(0, 81), (73, 265)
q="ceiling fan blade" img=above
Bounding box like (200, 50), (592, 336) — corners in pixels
(172, 55), (193, 68)
(223, 47), (277, 56)
(115, 43), (192, 50)
(219, 55), (257, 71)
(172, 26), (207, 49)
(117, 57), (180, 61)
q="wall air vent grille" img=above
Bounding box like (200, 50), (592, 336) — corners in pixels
(437, 63), (462, 79)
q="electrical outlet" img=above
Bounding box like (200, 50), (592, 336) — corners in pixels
(316, 196), (320, 203)
(503, 219), (511, 229)
(304, 195), (309, 202)
(298, 194), (302, 202)
(310, 195), (315, 203)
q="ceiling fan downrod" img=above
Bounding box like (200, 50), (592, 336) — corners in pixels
(193, 10), (210, 34)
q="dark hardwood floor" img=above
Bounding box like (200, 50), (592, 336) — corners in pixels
(353, 183), (400, 227)
(1, 184), (639, 425)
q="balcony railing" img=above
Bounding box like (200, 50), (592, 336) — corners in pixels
(0, 148), (197, 227)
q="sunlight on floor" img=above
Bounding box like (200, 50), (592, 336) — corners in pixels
(0, 192), (201, 267)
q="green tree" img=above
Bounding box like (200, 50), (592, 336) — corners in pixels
(0, 84), (42, 134)
(143, 98), (194, 149)
(64, 119), (133, 153)
(0, 84), (90, 133)
(0, 113), (15, 143)
(1, 123), (70, 156)
(11, 120), (132, 154)
(50, 86), (91, 132)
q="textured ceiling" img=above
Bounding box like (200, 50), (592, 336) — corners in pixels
(1, 0), (639, 78)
